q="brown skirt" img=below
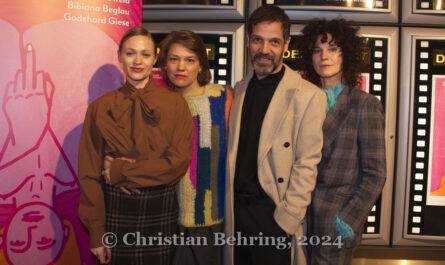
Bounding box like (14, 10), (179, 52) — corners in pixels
(103, 184), (178, 265)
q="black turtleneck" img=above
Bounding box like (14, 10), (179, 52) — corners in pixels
(234, 66), (285, 197)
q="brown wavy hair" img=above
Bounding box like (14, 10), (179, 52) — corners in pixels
(299, 19), (366, 88)
(157, 30), (211, 88)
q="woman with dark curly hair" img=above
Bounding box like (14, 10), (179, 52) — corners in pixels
(300, 19), (386, 265)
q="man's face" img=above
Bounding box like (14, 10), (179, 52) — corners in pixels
(248, 21), (290, 79)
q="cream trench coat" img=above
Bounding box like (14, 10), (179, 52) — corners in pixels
(224, 65), (326, 265)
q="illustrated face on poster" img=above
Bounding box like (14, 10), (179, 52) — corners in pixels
(144, 0), (233, 5)
(152, 33), (233, 87)
(262, 0), (388, 9)
(2, 203), (69, 265)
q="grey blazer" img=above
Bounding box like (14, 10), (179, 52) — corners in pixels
(309, 86), (386, 264)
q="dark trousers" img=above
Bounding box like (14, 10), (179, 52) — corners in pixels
(234, 194), (291, 265)
(172, 223), (223, 265)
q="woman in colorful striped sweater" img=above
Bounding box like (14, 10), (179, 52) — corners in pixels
(158, 30), (233, 265)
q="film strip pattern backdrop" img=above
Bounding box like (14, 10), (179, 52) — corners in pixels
(141, 1), (244, 21)
(152, 33), (233, 86)
(144, 0), (233, 5)
(284, 34), (389, 235)
(408, 38), (445, 237)
(416, 0), (445, 11)
(261, 0), (388, 9)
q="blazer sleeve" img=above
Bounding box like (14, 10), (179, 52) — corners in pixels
(338, 95), (386, 232)
(108, 94), (194, 187)
(77, 102), (106, 248)
(274, 88), (326, 235)
(225, 85), (234, 128)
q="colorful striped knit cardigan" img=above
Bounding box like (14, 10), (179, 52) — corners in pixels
(178, 83), (233, 227)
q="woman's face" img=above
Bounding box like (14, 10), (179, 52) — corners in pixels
(311, 33), (343, 86)
(118, 35), (156, 89)
(165, 43), (201, 90)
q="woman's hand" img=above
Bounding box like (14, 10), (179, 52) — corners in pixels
(103, 155), (141, 195)
(91, 246), (111, 264)
(102, 155), (114, 184)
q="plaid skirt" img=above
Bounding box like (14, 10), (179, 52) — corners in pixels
(103, 184), (178, 265)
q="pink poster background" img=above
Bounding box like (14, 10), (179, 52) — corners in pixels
(0, 1), (141, 264)
(360, 73), (370, 93)
(427, 75), (445, 206)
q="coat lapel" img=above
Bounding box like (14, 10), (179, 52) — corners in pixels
(258, 65), (298, 167)
(322, 86), (353, 149)
(227, 72), (252, 179)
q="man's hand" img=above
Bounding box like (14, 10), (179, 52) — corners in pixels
(91, 246), (111, 264)
(103, 155), (141, 195)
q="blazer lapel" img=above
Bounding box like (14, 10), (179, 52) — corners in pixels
(322, 86), (352, 149)
(258, 66), (298, 167)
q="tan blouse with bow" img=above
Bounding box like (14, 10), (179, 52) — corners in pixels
(78, 81), (193, 248)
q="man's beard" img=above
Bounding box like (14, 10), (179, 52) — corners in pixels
(252, 53), (278, 76)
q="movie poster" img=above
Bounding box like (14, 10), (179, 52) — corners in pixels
(361, 73), (370, 92)
(0, 1), (141, 264)
(427, 75), (445, 205)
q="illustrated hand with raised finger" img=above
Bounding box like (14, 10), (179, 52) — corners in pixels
(1, 43), (55, 163)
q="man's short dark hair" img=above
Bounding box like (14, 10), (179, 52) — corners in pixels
(247, 5), (291, 41)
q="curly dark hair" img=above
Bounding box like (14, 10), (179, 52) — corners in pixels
(157, 30), (211, 88)
(299, 19), (366, 88)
